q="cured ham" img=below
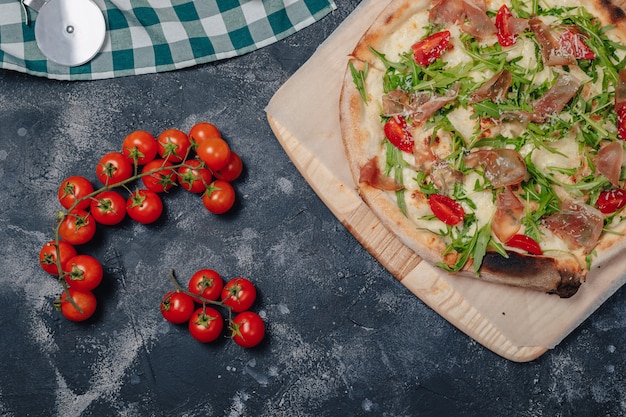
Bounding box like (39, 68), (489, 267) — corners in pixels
(543, 201), (604, 253)
(430, 162), (464, 194)
(381, 85), (460, 123)
(615, 68), (626, 109)
(430, 0), (496, 39)
(531, 73), (582, 123)
(465, 148), (527, 188)
(462, 0), (498, 39)
(596, 141), (624, 187)
(491, 187), (525, 243)
(529, 18), (577, 66)
(359, 157), (403, 191)
(469, 69), (513, 103)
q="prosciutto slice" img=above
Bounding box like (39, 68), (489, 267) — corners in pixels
(596, 141), (624, 187)
(381, 84), (460, 123)
(529, 18), (577, 66)
(465, 148), (527, 188)
(491, 186), (525, 243)
(359, 157), (402, 191)
(430, 0), (496, 39)
(615, 68), (626, 110)
(542, 201), (604, 253)
(470, 69), (513, 103)
(531, 73), (581, 123)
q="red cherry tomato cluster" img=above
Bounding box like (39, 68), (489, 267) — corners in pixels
(39, 122), (245, 323)
(160, 270), (265, 348)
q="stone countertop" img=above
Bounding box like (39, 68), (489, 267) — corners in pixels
(0, 1), (625, 416)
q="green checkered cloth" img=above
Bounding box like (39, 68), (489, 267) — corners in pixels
(0, 0), (336, 80)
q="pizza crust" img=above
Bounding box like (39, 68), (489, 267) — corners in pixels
(340, 0), (626, 298)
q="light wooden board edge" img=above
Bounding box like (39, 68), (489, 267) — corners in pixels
(267, 114), (548, 362)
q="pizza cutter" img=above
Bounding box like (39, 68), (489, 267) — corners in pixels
(22, 0), (106, 67)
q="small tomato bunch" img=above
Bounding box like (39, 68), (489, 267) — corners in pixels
(39, 122), (244, 322)
(161, 269), (265, 348)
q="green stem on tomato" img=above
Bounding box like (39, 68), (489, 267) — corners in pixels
(51, 148), (201, 313)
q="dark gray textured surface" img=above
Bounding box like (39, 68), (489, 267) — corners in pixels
(0, 1), (625, 416)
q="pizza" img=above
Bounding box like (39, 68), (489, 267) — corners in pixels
(340, 0), (626, 298)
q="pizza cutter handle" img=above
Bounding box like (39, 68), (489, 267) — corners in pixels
(22, 0), (46, 12)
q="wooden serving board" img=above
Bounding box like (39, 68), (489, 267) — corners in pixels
(265, 0), (626, 362)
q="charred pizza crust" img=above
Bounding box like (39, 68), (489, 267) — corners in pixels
(340, 0), (626, 298)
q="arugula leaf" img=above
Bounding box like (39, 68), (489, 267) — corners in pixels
(349, 61), (369, 104)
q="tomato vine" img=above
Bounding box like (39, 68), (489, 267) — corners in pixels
(38, 122), (261, 346)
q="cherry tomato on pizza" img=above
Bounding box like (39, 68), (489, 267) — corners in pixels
(60, 288), (97, 322)
(215, 151), (243, 182)
(384, 116), (414, 153)
(230, 311), (265, 348)
(188, 268), (224, 302)
(58, 209), (97, 245)
(96, 151), (133, 186)
(202, 180), (235, 214)
(90, 190), (127, 226)
(177, 159), (212, 193)
(197, 136), (231, 172)
(63, 254), (103, 291)
(188, 307), (224, 343)
(428, 194), (465, 226)
(505, 234), (543, 256)
(189, 122), (222, 149)
(126, 189), (163, 224)
(58, 176), (94, 210)
(495, 5), (516, 47)
(39, 240), (77, 275)
(157, 128), (192, 163)
(597, 189), (626, 214)
(122, 130), (158, 166)
(411, 30), (450, 67)
(221, 277), (256, 313)
(142, 159), (177, 193)
(160, 291), (195, 324)
(559, 30), (596, 60)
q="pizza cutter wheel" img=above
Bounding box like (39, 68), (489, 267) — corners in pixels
(23, 0), (106, 67)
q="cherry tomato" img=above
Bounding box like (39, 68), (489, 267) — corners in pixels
(411, 30), (450, 67)
(141, 159), (177, 193)
(63, 254), (103, 291)
(215, 151), (243, 182)
(202, 180), (236, 214)
(560, 30), (595, 60)
(230, 311), (265, 348)
(384, 116), (414, 153)
(58, 209), (97, 245)
(221, 277), (256, 313)
(39, 240), (77, 275)
(160, 291), (195, 324)
(197, 136), (231, 172)
(122, 130), (158, 166)
(188, 307), (224, 343)
(506, 234), (543, 255)
(157, 128), (192, 163)
(177, 159), (212, 193)
(495, 5), (516, 47)
(60, 288), (97, 322)
(597, 189), (626, 214)
(188, 269), (224, 302)
(126, 189), (163, 224)
(96, 151), (133, 186)
(58, 176), (94, 210)
(90, 190), (127, 226)
(189, 122), (222, 149)
(428, 194), (465, 226)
